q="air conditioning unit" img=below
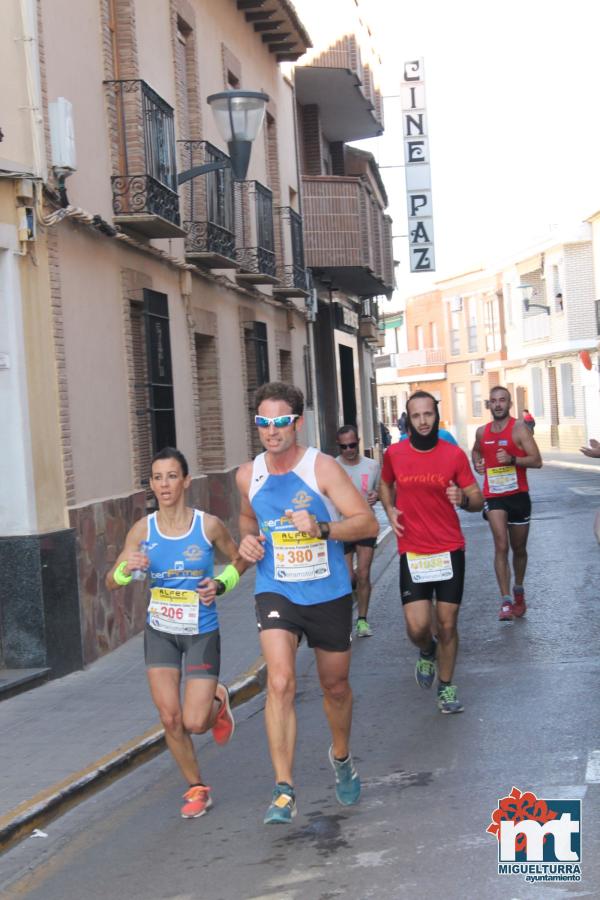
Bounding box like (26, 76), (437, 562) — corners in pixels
(450, 296), (463, 312)
(470, 359), (485, 375)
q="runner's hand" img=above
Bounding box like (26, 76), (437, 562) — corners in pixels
(446, 480), (462, 507)
(239, 533), (266, 563)
(473, 457), (485, 475)
(124, 550), (149, 574)
(580, 439), (600, 459)
(387, 507), (404, 537)
(197, 577), (217, 605)
(496, 448), (512, 464)
(285, 508), (319, 537)
(366, 490), (378, 507)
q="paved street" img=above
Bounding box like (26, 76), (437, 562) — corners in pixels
(1, 462), (600, 899)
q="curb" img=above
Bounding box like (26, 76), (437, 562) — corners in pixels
(545, 459), (600, 474)
(0, 659), (267, 855)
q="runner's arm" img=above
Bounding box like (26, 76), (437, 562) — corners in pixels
(105, 518), (148, 590)
(235, 463), (265, 563)
(308, 453), (378, 541)
(198, 515), (248, 603)
(379, 478), (404, 537)
(471, 427), (485, 474)
(513, 423), (543, 468)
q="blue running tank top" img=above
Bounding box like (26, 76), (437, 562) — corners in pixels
(249, 447), (351, 606)
(144, 509), (217, 634)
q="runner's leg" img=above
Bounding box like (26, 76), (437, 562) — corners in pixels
(181, 676), (219, 734)
(403, 598), (435, 653)
(486, 509), (511, 596)
(147, 667), (200, 785)
(435, 601), (460, 683)
(509, 522), (530, 586)
(259, 629), (299, 786)
(344, 550), (356, 590)
(314, 647), (353, 760)
(355, 544), (375, 620)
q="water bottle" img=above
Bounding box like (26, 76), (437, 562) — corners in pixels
(131, 540), (150, 581)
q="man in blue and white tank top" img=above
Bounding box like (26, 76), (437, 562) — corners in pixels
(237, 382), (379, 825)
(107, 448), (246, 820)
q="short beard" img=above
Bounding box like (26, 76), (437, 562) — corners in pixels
(408, 421), (440, 451)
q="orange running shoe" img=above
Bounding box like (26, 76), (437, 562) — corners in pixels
(212, 684), (235, 745)
(512, 590), (526, 617)
(181, 784), (212, 818)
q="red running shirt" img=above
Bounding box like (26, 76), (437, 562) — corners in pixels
(381, 440), (476, 554)
(480, 417), (528, 498)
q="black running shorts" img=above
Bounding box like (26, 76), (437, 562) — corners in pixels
(255, 592), (353, 652)
(399, 549), (465, 605)
(144, 623), (220, 679)
(484, 492), (531, 525)
(343, 536), (377, 555)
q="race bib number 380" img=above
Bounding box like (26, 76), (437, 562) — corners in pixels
(407, 551), (453, 583)
(272, 531), (330, 581)
(147, 587), (200, 635)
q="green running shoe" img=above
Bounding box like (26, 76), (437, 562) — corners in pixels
(355, 618), (373, 638)
(328, 745), (361, 805)
(264, 783), (296, 825)
(437, 683), (464, 714)
(415, 656), (436, 689)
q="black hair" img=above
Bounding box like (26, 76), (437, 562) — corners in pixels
(254, 381), (304, 416)
(336, 424), (358, 441)
(151, 447), (189, 478)
(489, 385), (511, 402)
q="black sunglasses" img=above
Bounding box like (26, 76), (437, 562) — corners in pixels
(338, 441), (358, 449)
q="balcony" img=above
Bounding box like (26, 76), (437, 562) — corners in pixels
(295, 35), (383, 142)
(273, 207), (308, 298)
(302, 176), (394, 298)
(104, 80), (184, 238)
(235, 181), (279, 285)
(177, 141), (236, 268)
(395, 348), (446, 369)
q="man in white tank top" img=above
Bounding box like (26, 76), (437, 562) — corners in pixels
(237, 382), (378, 825)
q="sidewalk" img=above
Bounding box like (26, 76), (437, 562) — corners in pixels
(0, 515), (392, 852)
(542, 448), (600, 473)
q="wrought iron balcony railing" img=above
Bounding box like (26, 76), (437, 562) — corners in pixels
(177, 140), (236, 267)
(104, 79), (183, 237)
(273, 207), (308, 297)
(235, 181), (278, 285)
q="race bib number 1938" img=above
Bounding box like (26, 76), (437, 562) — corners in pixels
(406, 551), (453, 583)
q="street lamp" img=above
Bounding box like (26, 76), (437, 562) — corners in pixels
(517, 283), (550, 315)
(177, 90), (269, 185)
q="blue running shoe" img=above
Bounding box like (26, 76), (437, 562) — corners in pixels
(415, 638), (437, 689)
(437, 683), (464, 714)
(264, 782), (296, 824)
(328, 745), (361, 805)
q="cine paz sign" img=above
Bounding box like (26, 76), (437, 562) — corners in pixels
(402, 59), (435, 272)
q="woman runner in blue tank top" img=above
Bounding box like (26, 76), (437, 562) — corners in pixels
(107, 447), (246, 820)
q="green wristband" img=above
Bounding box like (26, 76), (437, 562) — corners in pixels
(214, 564), (240, 595)
(114, 560), (133, 586)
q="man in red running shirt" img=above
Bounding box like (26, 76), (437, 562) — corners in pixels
(380, 391), (483, 714)
(472, 386), (542, 622)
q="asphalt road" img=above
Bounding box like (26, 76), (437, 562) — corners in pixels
(2, 463), (600, 899)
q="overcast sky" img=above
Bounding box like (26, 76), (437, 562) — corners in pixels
(358, 0), (600, 299)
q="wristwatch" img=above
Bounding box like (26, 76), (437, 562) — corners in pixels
(215, 579), (226, 596)
(317, 521), (330, 540)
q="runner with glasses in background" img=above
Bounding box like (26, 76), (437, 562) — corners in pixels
(236, 382), (378, 824)
(335, 424), (380, 637)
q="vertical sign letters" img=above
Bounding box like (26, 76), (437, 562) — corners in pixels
(402, 59), (435, 272)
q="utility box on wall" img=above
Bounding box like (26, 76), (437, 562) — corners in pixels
(49, 97), (77, 172)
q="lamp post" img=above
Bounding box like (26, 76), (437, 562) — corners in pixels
(178, 90), (269, 185)
(517, 283), (550, 315)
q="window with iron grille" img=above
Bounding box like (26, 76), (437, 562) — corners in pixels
(245, 322), (270, 456)
(390, 396), (398, 424)
(143, 290), (176, 453)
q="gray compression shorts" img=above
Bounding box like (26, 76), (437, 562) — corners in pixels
(144, 623), (220, 679)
